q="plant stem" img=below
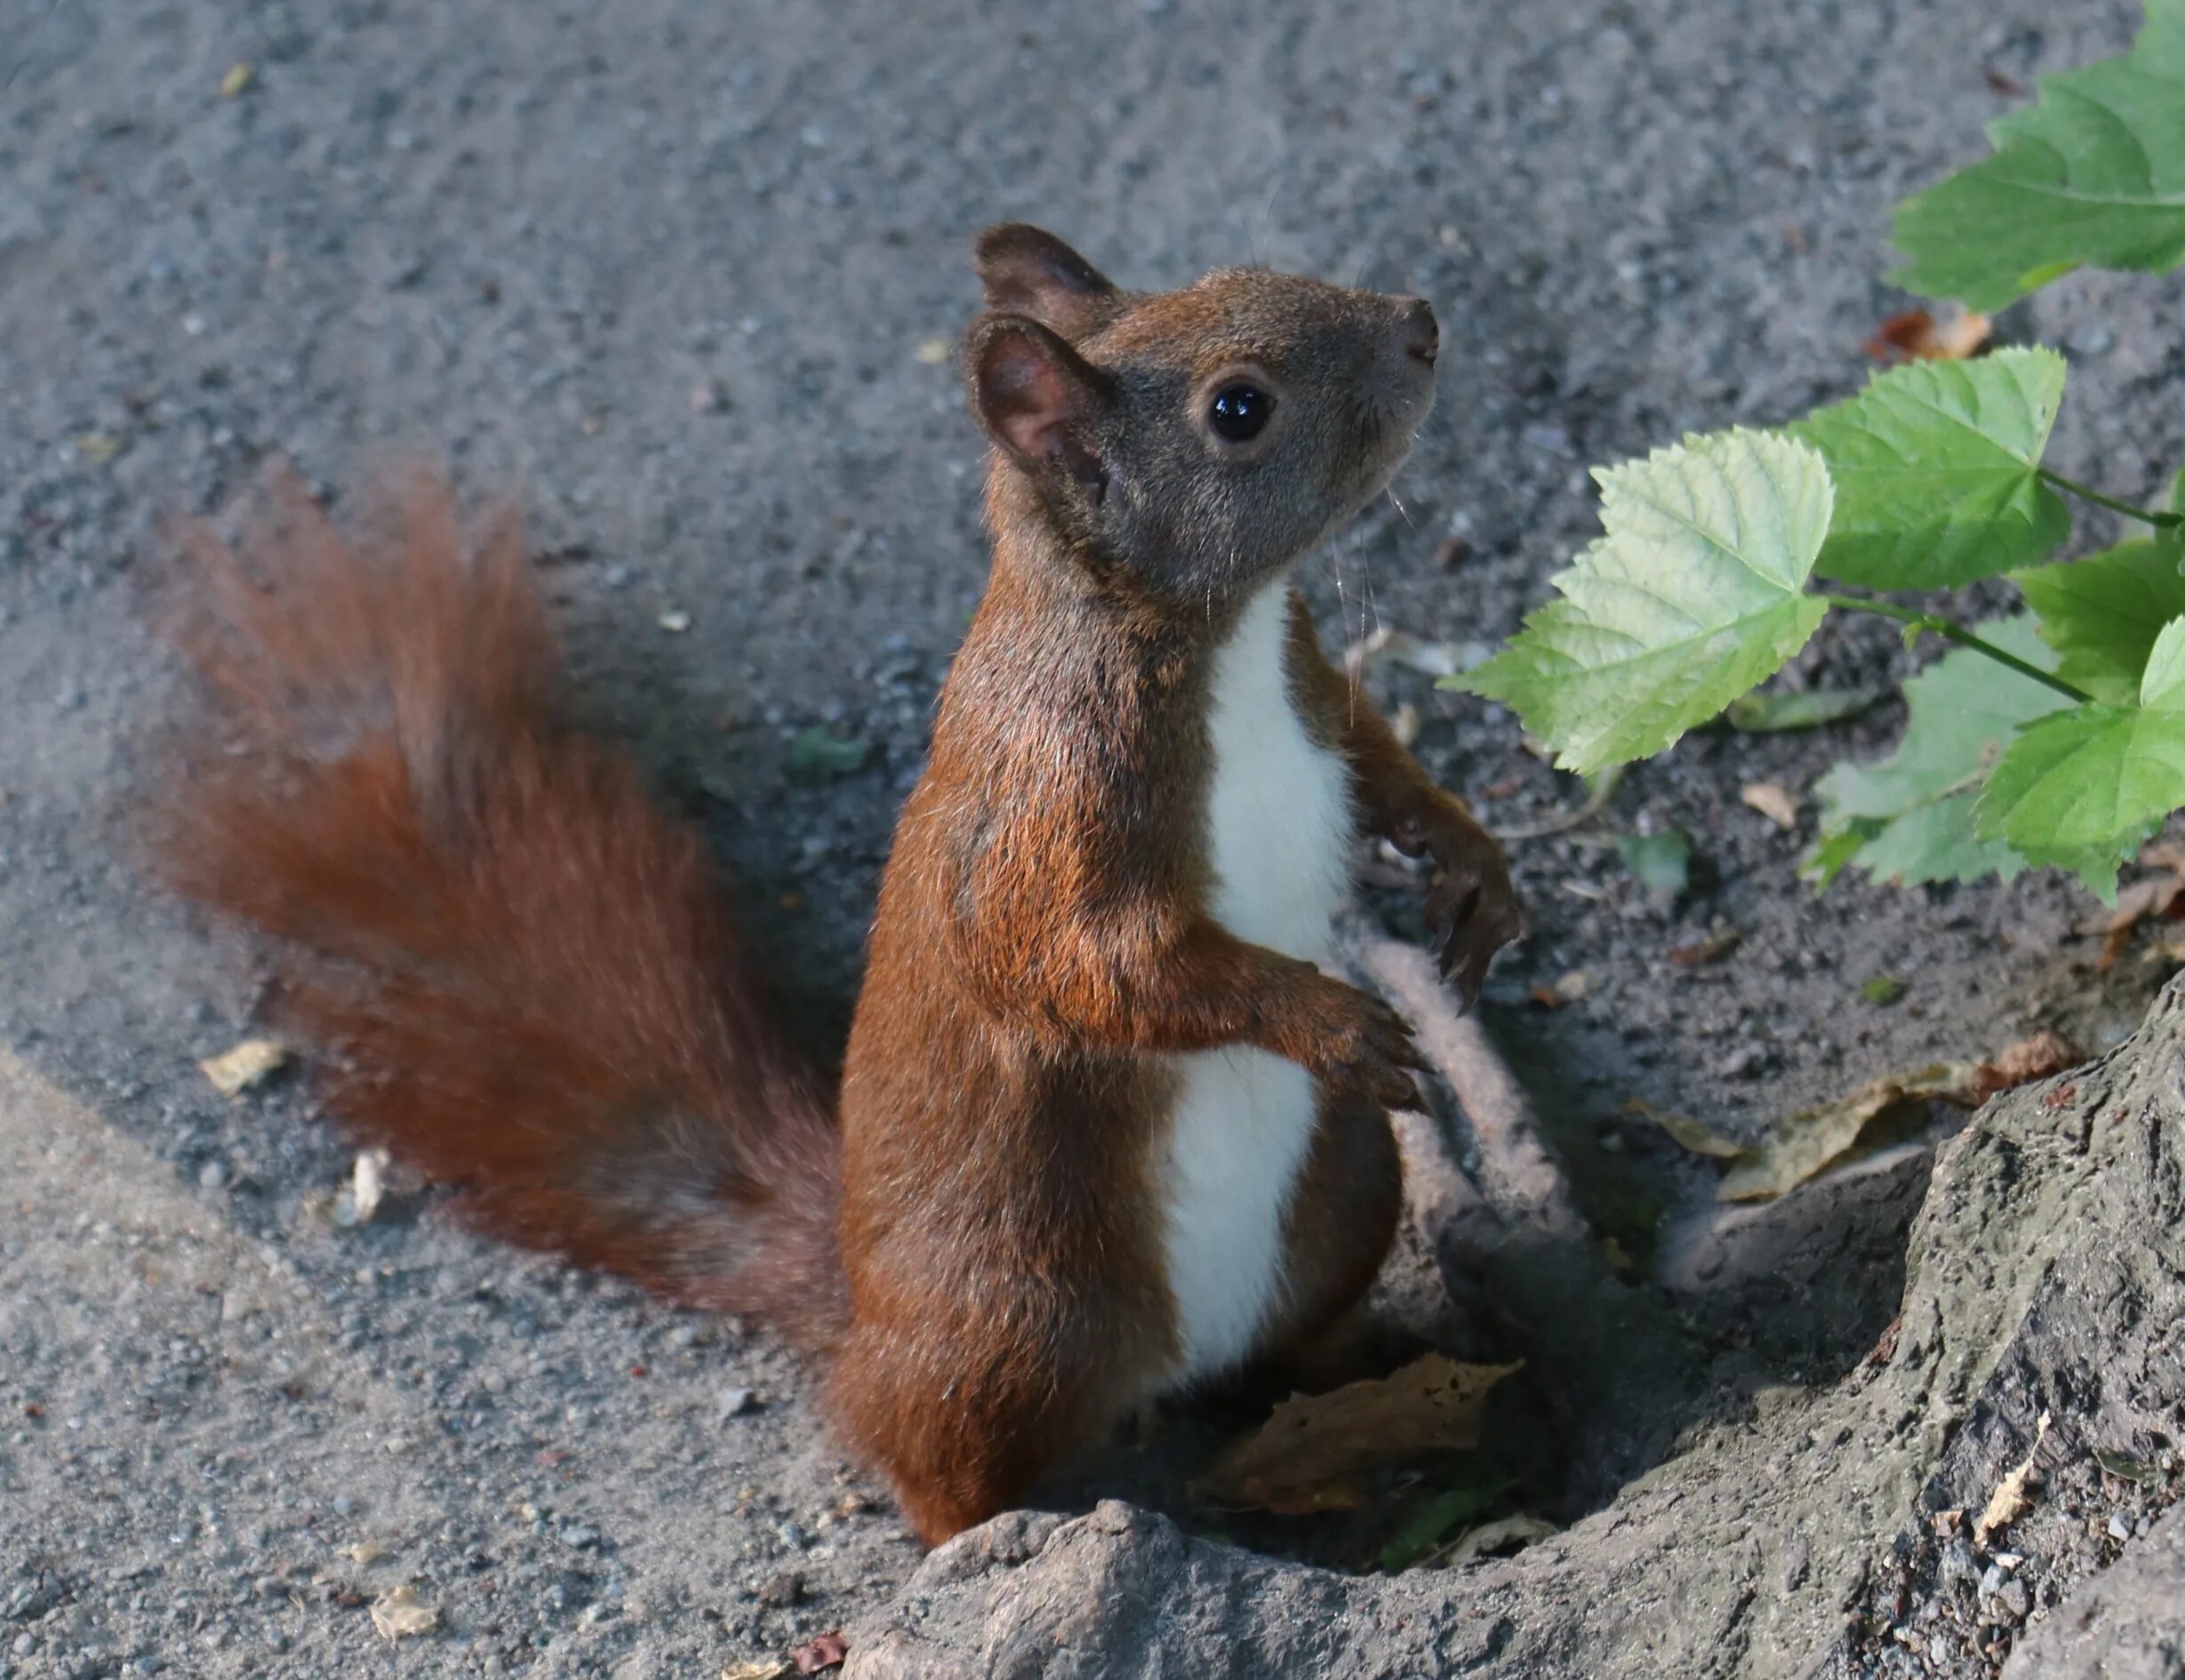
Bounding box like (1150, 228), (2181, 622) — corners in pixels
(1819, 595), (2096, 704)
(2037, 468), (2183, 529)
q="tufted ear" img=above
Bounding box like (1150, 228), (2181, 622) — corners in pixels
(973, 224), (1122, 339)
(966, 314), (1115, 501)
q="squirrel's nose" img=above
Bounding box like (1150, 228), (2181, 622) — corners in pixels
(1401, 300), (1439, 366)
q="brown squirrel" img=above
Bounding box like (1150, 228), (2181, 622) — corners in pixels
(149, 224), (1524, 1546)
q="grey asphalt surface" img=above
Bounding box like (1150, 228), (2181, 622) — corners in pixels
(2, 0), (2178, 1676)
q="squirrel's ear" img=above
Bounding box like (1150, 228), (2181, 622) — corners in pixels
(968, 315), (1114, 499)
(974, 225), (1120, 338)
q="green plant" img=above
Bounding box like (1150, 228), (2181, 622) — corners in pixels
(1449, 0), (2185, 902)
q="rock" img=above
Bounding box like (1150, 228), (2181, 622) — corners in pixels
(845, 977), (2185, 1680)
(756, 1572), (806, 1608)
(2001, 1501), (2185, 1679)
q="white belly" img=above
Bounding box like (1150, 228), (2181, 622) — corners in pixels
(1157, 583), (1354, 1387)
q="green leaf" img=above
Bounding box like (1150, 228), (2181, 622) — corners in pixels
(1724, 687), (1881, 732)
(2014, 538), (2185, 704)
(1890, 0), (2185, 309)
(1450, 429), (1831, 776)
(1975, 620), (2185, 892)
(2094, 1447), (2163, 1485)
(787, 727), (874, 783)
(1783, 348), (2070, 589)
(1802, 822), (1882, 891)
(1861, 974), (1906, 1005)
(1616, 829), (1693, 898)
(1376, 1474), (1511, 1572)
(2145, 616), (2185, 701)
(1811, 616), (2070, 888)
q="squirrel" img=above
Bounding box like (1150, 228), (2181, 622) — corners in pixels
(148, 223), (1524, 1546)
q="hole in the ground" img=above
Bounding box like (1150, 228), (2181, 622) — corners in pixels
(1028, 1004), (1933, 1575)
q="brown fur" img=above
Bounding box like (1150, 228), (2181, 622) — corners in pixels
(150, 472), (844, 1344)
(144, 229), (1522, 1548)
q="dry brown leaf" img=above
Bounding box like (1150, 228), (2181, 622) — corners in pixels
(199, 1038), (289, 1097)
(2093, 857), (2185, 970)
(368, 1585), (437, 1642)
(1864, 307), (1991, 363)
(1447, 1514), (1559, 1564)
(1740, 781), (1801, 830)
(1975, 1412), (2053, 1544)
(1203, 1356), (1520, 1515)
(1965, 1029), (2081, 1106)
(1527, 968), (1590, 1011)
(1634, 1101), (1745, 1160)
(724, 1662), (792, 1680)
(789, 1630), (849, 1674)
(1342, 627), (1483, 684)
(1653, 1036), (2058, 1202)
(1668, 930), (1741, 967)
(1719, 1064), (1973, 1202)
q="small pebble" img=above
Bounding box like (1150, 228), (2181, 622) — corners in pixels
(755, 1572), (804, 1608)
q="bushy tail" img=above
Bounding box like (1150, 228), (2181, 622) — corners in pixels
(149, 469), (845, 1348)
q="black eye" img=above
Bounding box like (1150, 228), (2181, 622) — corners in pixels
(1207, 383), (1273, 443)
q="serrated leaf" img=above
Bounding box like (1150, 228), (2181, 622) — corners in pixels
(1891, 0), (2185, 309)
(1975, 620), (2185, 891)
(1783, 348), (2070, 588)
(1812, 616), (2069, 888)
(2015, 539), (2185, 703)
(1452, 430), (1831, 776)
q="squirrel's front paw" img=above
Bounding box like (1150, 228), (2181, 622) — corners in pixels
(1297, 976), (1428, 1112)
(1392, 796), (1525, 1012)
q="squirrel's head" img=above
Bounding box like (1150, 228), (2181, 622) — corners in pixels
(965, 224), (1437, 606)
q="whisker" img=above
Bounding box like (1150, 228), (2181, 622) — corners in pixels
(1253, 174), (1289, 270)
(1328, 524), (1373, 730)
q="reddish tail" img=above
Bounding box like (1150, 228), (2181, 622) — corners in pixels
(149, 470), (845, 1348)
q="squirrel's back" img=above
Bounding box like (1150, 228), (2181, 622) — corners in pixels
(151, 471), (844, 1345)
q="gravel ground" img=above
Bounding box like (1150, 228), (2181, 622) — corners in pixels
(2, 0), (2181, 1675)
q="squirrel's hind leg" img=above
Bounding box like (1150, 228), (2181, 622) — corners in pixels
(1255, 1088), (1409, 1392)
